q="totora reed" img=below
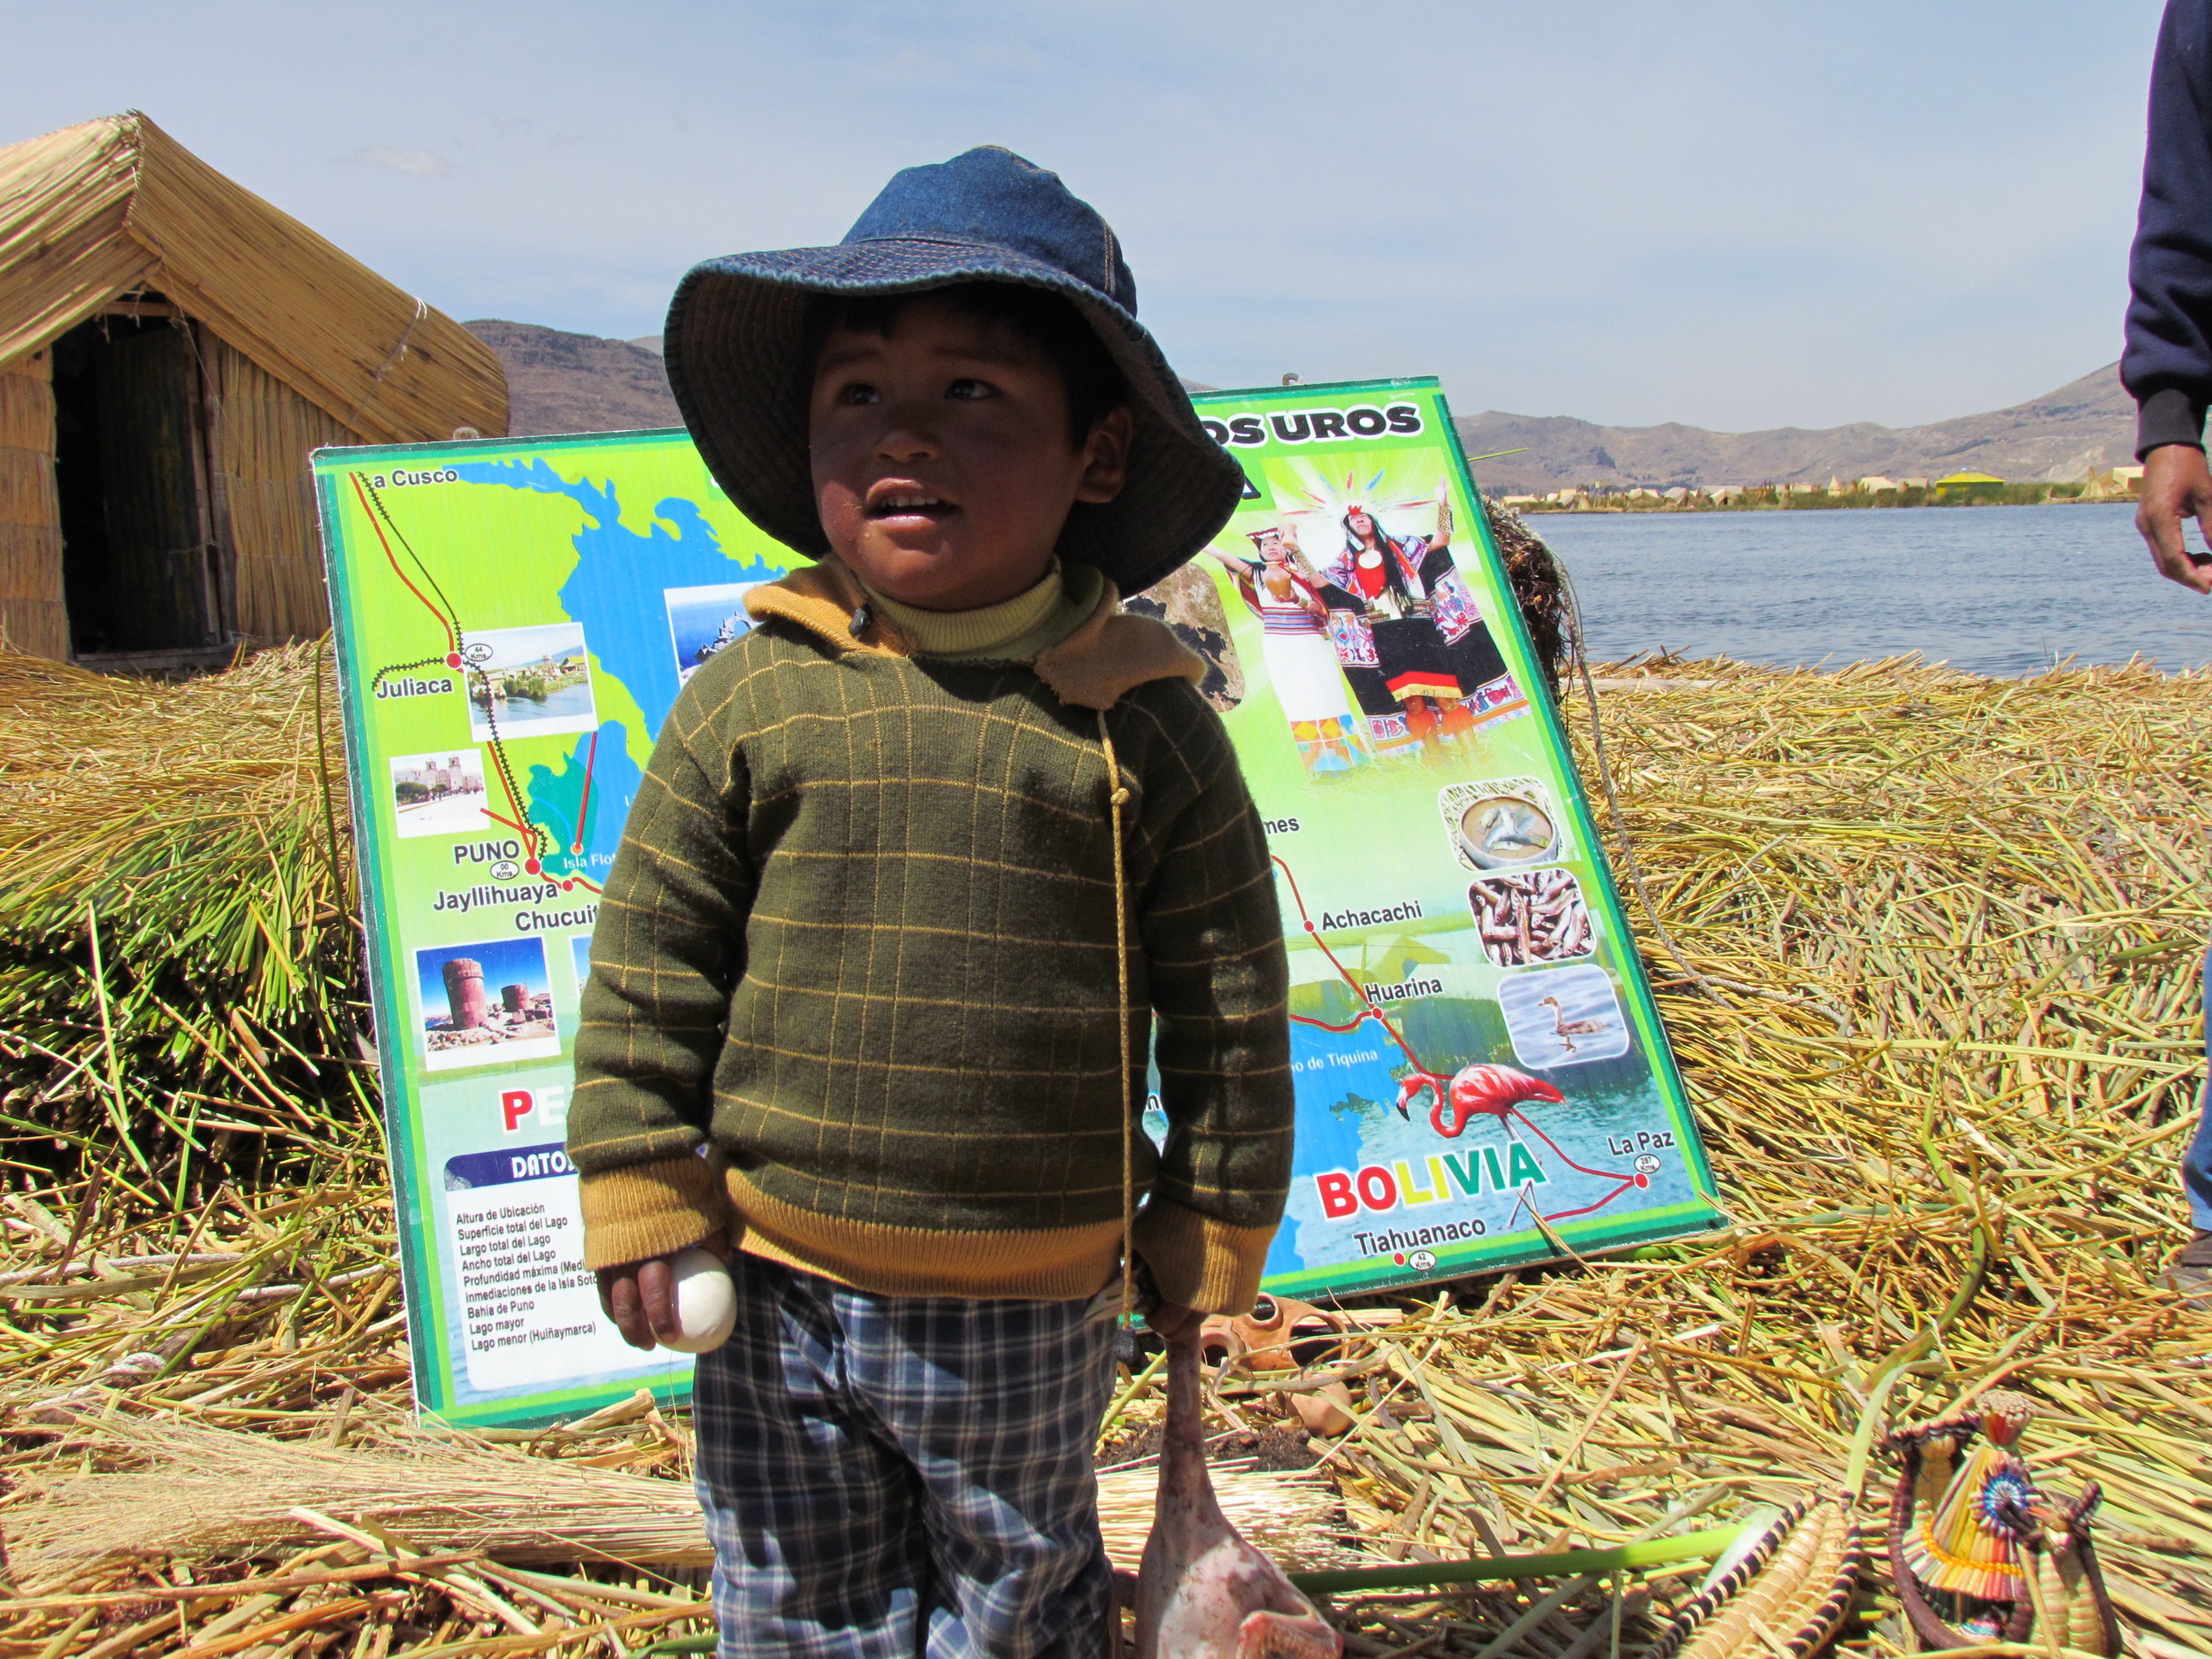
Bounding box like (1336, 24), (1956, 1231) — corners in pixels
(1, 617), (2209, 1655)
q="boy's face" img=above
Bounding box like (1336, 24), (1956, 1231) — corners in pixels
(809, 295), (1133, 611)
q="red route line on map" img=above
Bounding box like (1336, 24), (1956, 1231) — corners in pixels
(1270, 853), (1639, 1220)
(1294, 1013), (1373, 1034)
(572, 729), (598, 853)
(473, 703), (603, 894)
(356, 474), (606, 899)
(1501, 1110), (1637, 1197)
(351, 473), (455, 652)
(1272, 856), (1425, 1073)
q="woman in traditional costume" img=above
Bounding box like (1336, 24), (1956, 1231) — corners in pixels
(1316, 498), (1509, 751)
(1210, 527), (1371, 776)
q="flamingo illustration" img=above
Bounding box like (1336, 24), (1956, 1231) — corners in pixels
(1540, 995), (1609, 1054)
(1394, 1062), (1564, 1139)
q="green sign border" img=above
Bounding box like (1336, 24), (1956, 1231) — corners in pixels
(315, 376), (1723, 1426)
(1185, 377), (1723, 1298)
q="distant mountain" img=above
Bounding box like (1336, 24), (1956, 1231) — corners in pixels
(1455, 364), (2135, 495)
(471, 320), (1227, 438)
(465, 320), (2137, 492)
(465, 320), (680, 435)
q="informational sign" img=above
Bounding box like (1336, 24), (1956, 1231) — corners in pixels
(317, 435), (774, 1427)
(1174, 380), (1722, 1300)
(318, 375), (1718, 1428)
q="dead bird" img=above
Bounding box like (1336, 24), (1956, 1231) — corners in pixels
(1133, 1326), (1341, 1659)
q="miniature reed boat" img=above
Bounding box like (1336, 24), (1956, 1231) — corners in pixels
(1885, 1389), (2117, 1653)
(1647, 1496), (1862, 1659)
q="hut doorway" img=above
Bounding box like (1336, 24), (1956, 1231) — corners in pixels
(51, 309), (229, 657)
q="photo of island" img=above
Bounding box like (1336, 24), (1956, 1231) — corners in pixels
(415, 935), (562, 1071)
(388, 749), (489, 839)
(664, 582), (764, 685)
(462, 622), (598, 741)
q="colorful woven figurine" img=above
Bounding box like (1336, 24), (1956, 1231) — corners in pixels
(1901, 1390), (2038, 1607)
(1647, 1497), (1862, 1659)
(1886, 1389), (2116, 1652)
(2007, 1484), (2123, 1658)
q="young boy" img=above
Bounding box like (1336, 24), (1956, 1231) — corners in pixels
(568, 147), (1295, 1656)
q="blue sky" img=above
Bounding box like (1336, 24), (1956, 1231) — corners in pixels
(3, 0), (2168, 431)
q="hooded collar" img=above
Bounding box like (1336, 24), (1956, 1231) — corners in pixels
(742, 555), (1206, 712)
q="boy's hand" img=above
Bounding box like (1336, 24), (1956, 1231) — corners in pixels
(2138, 442), (2212, 595)
(597, 1229), (731, 1350)
(1147, 1302), (1204, 1344)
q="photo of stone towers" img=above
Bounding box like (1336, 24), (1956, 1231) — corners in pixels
(414, 936), (560, 1070)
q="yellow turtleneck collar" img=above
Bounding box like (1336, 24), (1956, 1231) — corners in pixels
(860, 558), (1102, 663)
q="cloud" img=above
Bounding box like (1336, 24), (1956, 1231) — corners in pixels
(340, 144), (450, 179)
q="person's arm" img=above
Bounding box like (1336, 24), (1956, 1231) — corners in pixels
(2128, 0), (2212, 457)
(568, 693), (757, 1346)
(1315, 580), (1363, 612)
(2127, 0), (2212, 591)
(1125, 700), (1294, 1317)
(1208, 549), (1267, 619)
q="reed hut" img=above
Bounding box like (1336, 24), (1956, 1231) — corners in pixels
(0, 112), (506, 670)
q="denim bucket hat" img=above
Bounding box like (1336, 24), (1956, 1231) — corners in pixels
(664, 147), (1246, 595)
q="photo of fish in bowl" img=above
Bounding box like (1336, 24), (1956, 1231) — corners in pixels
(1438, 778), (1567, 872)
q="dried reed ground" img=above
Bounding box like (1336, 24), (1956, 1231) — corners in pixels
(0, 645), (2208, 1659)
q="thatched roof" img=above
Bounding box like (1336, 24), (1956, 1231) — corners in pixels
(0, 111), (505, 442)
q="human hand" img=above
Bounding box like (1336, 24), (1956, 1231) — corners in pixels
(2137, 443), (2212, 595)
(597, 1229), (731, 1351)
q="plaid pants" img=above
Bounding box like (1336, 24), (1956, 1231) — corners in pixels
(692, 1253), (1119, 1658)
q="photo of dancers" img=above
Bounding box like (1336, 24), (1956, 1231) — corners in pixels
(1207, 483), (1528, 771)
(1208, 526), (1372, 776)
(1315, 493), (1520, 758)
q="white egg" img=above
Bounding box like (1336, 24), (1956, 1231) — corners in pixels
(661, 1247), (736, 1354)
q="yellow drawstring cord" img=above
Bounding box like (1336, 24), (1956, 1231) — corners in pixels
(1097, 710), (1135, 1333)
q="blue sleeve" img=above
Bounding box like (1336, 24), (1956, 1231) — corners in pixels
(2125, 0), (2212, 456)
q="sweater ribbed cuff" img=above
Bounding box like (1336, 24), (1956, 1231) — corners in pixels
(1131, 1197), (1279, 1316)
(577, 1156), (729, 1270)
(2136, 388), (2206, 459)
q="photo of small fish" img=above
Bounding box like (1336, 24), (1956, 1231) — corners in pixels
(1469, 868), (1594, 966)
(1438, 779), (1568, 872)
(1465, 797), (1555, 864)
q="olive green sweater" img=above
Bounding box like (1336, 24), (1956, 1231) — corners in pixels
(567, 557), (1294, 1312)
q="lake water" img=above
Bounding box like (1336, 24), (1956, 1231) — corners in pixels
(1526, 503), (2212, 676)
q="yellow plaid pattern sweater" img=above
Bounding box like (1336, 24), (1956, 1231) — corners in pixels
(568, 557), (1294, 1313)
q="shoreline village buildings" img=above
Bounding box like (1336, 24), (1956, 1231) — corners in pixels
(0, 112), (506, 671)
